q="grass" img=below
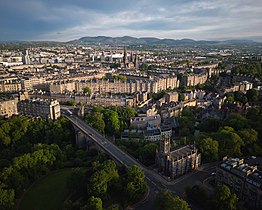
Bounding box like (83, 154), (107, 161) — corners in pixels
(19, 168), (73, 210)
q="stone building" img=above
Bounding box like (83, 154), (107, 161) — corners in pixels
(156, 136), (201, 179)
(164, 92), (179, 103)
(18, 98), (60, 120)
(0, 98), (18, 118)
(181, 71), (208, 87)
(51, 75), (179, 95)
(216, 157), (262, 210)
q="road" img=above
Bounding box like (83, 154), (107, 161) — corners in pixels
(64, 112), (214, 210)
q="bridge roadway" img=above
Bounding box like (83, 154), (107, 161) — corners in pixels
(66, 114), (170, 187)
(65, 114), (201, 210)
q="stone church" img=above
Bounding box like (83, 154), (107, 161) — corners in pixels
(156, 136), (201, 179)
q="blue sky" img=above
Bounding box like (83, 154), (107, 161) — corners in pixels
(0, 0), (262, 41)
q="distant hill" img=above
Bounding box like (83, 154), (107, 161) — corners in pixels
(1, 36), (262, 49)
(67, 36), (261, 47)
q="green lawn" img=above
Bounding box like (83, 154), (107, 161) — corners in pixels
(19, 168), (73, 210)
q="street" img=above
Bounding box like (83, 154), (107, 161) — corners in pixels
(65, 113), (217, 210)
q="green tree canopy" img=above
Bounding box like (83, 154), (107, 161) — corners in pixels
(213, 126), (244, 157)
(67, 168), (86, 194)
(86, 196), (103, 210)
(246, 89), (259, 102)
(199, 137), (219, 162)
(126, 165), (147, 202)
(88, 160), (119, 198)
(103, 110), (120, 135)
(83, 87), (91, 94)
(155, 189), (190, 210)
(0, 182), (15, 210)
(85, 112), (105, 133)
(224, 113), (248, 131)
(214, 185), (238, 210)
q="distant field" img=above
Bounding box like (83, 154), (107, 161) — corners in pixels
(19, 168), (73, 210)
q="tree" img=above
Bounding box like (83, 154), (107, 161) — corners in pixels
(126, 165), (147, 202)
(88, 160), (119, 198)
(213, 185), (238, 210)
(179, 109), (195, 137)
(179, 93), (185, 101)
(155, 189), (190, 210)
(214, 126), (244, 157)
(138, 143), (158, 166)
(238, 129), (260, 155)
(67, 168), (86, 194)
(0, 183), (15, 210)
(86, 196), (103, 210)
(234, 91), (247, 104)
(246, 107), (260, 121)
(246, 89), (259, 102)
(226, 94), (234, 104)
(198, 118), (222, 132)
(117, 106), (137, 130)
(83, 87), (91, 94)
(88, 170), (108, 198)
(85, 112), (105, 133)
(238, 128), (258, 146)
(224, 113), (248, 131)
(103, 110), (120, 135)
(199, 137), (219, 162)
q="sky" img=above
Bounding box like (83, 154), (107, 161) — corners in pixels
(0, 0), (262, 42)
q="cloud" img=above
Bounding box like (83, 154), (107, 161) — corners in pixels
(0, 0), (261, 41)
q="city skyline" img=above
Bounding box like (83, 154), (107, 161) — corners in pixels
(1, 0), (262, 42)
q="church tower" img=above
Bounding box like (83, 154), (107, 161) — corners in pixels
(160, 135), (170, 154)
(123, 47), (128, 67)
(135, 54), (139, 69)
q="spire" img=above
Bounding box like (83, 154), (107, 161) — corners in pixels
(123, 47), (128, 67)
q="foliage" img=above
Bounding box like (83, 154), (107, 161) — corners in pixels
(178, 93), (185, 101)
(83, 87), (91, 94)
(232, 62), (262, 80)
(88, 160), (119, 198)
(84, 106), (137, 135)
(116, 139), (158, 166)
(110, 63), (121, 69)
(103, 110), (120, 135)
(213, 185), (238, 210)
(186, 185), (238, 210)
(0, 116), (74, 161)
(196, 107), (262, 158)
(213, 126), (244, 157)
(179, 109), (195, 137)
(198, 137), (219, 162)
(246, 89), (259, 102)
(224, 113), (248, 131)
(155, 189), (190, 210)
(85, 112), (105, 133)
(67, 167), (87, 194)
(198, 118), (222, 132)
(138, 143), (158, 165)
(0, 144), (63, 196)
(126, 165), (147, 203)
(86, 196), (103, 210)
(0, 182), (15, 210)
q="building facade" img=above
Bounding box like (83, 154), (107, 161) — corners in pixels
(0, 98), (18, 118)
(49, 76), (179, 94)
(18, 99), (60, 120)
(216, 157), (262, 210)
(156, 137), (201, 179)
